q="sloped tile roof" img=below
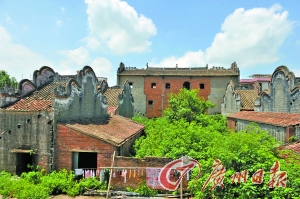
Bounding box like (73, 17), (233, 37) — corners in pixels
(281, 142), (300, 155)
(118, 68), (239, 76)
(65, 115), (144, 146)
(3, 80), (69, 112)
(228, 111), (300, 127)
(236, 90), (259, 110)
(104, 88), (123, 107)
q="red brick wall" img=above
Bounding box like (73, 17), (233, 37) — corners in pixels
(56, 124), (117, 170)
(227, 118), (236, 131)
(144, 76), (211, 118)
(109, 156), (190, 191)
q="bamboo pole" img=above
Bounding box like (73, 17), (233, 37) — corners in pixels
(106, 151), (116, 199)
(180, 178), (183, 199)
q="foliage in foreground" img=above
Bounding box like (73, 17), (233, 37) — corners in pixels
(0, 169), (105, 199)
(0, 70), (18, 89)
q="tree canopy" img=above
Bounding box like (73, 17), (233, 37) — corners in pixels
(0, 70), (18, 88)
(164, 88), (215, 123)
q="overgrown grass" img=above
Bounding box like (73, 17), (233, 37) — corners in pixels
(0, 169), (106, 199)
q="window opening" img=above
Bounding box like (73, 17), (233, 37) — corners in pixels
(8, 130), (11, 134)
(183, 82), (190, 90)
(18, 124), (21, 128)
(200, 83), (205, 89)
(16, 153), (32, 175)
(148, 100), (153, 107)
(165, 83), (171, 89)
(151, 83), (156, 88)
(72, 152), (97, 170)
(129, 82), (133, 88)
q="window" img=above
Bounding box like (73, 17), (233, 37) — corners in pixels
(72, 152), (97, 170)
(165, 83), (170, 89)
(200, 83), (205, 89)
(129, 82), (133, 88)
(148, 100), (153, 107)
(151, 83), (156, 88)
(183, 82), (190, 90)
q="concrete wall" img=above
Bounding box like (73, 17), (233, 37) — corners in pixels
(0, 111), (54, 173)
(221, 82), (241, 116)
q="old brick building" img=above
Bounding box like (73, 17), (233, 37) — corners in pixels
(0, 66), (143, 174)
(117, 62), (240, 118)
(227, 66), (300, 144)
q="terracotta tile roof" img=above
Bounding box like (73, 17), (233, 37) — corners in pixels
(281, 142), (300, 155)
(104, 88), (123, 107)
(118, 68), (239, 76)
(65, 115), (144, 146)
(3, 80), (69, 112)
(236, 90), (258, 110)
(228, 111), (300, 127)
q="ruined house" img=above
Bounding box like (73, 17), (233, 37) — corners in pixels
(227, 66), (300, 144)
(0, 66), (143, 174)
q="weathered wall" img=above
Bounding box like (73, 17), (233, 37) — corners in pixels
(255, 66), (300, 113)
(0, 111), (54, 173)
(118, 75), (146, 117)
(118, 82), (134, 118)
(235, 120), (286, 145)
(53, 73), (108, 122)
(144, 76), (210, 118)
(110, 156), (190, 191)
(209, 76), (239, 114)
(221, 82), (241, 116)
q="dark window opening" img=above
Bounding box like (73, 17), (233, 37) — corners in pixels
(8, 130), (11, 134)
(151, 83), (156, 88)
(129, 82), (133, 88)
(183, 82), (190, 90)
(72, 152), (97, 170)
(47, 120), (52, 124)
(148, 100), (153, 107)
(27, 119), (31, 123)
(18, 124), (21, 128)
(166, 83), (171, 89)
(37, 114), (41, 118)
(200, 83), (205, 89)
(0, 136), (2, 140)
(16, 153), (32, 175)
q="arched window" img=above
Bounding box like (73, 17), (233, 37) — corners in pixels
(165, 83), (170, 89)
(183, 82), (190, 90)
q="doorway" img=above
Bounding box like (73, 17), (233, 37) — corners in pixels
(16, 153), (32, 175)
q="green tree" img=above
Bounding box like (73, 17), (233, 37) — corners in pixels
(0, 70), (18, 88)
(164, 88), (215, 123)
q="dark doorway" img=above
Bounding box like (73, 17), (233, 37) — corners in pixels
(16, 153), (32, 175)
(183, 82), (190, 90)
(73, 152), (97, 169)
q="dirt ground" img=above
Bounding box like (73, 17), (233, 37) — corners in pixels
(51, 195), (106, 199)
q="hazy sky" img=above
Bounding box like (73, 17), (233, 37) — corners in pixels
(0, 0), (299, 86)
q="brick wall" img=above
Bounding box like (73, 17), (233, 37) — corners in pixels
(109, 156), (190, 191)
(144, 76), (210, 118)
(56, 124), (117, 170)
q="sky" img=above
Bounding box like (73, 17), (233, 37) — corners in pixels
(0, 0), (299, 86)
